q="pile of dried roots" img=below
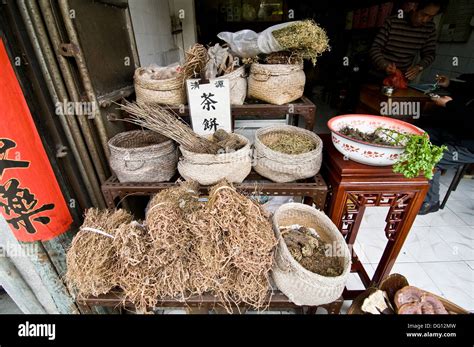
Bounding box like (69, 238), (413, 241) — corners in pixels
(66, 181), (277, 313)
(65, 208), (133, 298)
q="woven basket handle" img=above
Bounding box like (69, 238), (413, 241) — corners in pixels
(250, 72), (271, 82)
(124, 159), (145, 171)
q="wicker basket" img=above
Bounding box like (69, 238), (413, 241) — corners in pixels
(348, 274), (469, 314)
(134, 67), (185, 106)
(108, 130), (178, 183)
(247, 62), (305, 105)
(216, 66), (247, 105)
(177, 134), (252, 185)
(271, 203), (351, 306)
(254, 125), (323, 183)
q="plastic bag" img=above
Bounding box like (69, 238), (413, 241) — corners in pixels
(218, 22), (295, 58)
(383, 69), (408, 89)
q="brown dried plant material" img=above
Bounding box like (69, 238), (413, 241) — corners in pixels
(262, 132), (316, 154)
(115, 182), (202, 312)
(182, 43), (208, 81)
(193, 181), (277, 312)
(280, 225), (343, 277)
(67, 181), (277, 314)
(65, 208), (133, 298)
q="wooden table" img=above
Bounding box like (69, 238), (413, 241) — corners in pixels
(357, 84), (432, 120)
(320, 134), (429, 300)
(79, 290), (344, 314)
(168, 96), (317, 131)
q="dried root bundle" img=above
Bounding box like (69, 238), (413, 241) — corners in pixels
(182, 43), (208, 81)
(67, 182), (277, 313)
(191, 181), (277, 312)
(65, 208), (133, 298)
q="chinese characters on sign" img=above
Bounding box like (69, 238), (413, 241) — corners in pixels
(186, 78), (232, 136)
(0, 38), (72, 242)
(0, 139), (55, 235)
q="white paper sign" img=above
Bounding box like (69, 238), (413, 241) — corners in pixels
(186, 78), (232, 136)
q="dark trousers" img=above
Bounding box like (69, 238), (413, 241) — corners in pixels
(424, 128), (474, 204)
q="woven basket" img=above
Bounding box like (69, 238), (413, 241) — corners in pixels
(134, 67), (186, 106)
(215, 66), (247, 105)
(272, 203), (351, 306)
(254, 125), (323, 183)
(108, 130), (178, 183)
(247, 62), (305, 105)
(177, 134), (252, 185)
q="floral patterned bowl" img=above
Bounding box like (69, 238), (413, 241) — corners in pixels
(327, 114), (425, 166)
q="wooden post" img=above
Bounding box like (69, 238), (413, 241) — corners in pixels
(0, 248), (47, 314)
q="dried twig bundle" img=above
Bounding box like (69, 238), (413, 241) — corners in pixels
(65, 208), (133, 298)
(182, 43), (208, 80)
(121, 100), (222, 154)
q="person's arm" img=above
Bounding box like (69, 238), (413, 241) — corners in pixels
(417, 26), (437, 69)
(370, 18), (392, 72)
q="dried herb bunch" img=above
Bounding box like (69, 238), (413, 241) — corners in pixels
(272, 20), (330, 65)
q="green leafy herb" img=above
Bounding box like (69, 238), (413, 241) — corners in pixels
(376, 128), (447, 179)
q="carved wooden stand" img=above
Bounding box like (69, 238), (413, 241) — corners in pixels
(320, 134), (430, 300)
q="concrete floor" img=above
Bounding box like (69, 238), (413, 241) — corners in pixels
(0, 291), (22, 314)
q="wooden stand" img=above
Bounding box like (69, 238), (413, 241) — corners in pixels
(320, 134), (429, 300)
(101, 170), (328, 210)
(168, 96), (317, 131)
(79, 290), (344, 314)
(92, 170), (344, 313)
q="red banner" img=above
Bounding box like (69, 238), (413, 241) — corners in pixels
(0, 38), (73, 242)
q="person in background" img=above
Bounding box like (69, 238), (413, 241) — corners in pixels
(370, 0), (446, 81)
(418, 74), (474, 215)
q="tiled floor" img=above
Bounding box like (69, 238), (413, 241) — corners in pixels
(345, 170), (474, 313)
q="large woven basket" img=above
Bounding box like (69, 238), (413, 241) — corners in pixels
(216, 66), (247, 105)
(134, 67), (186, 106)
(108, 130), (178, 183)
(177, 134), (252, 185)
(247, 62), (305, 105)
(254, 125), (323, 183)
(272, 203), (351, 306)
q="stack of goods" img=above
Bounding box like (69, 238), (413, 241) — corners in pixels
(254, 125), (323, 182)
(219, 20), (330, 104)
(66, 180), (277, 313)
(65, 209), (133, 298)
(271, 203), (351, 306)
(108, 130), (178, 183)
(205, 44), (247, 105)
(134, 44), (208, 106)
(350, 274), (468, 314)
(121, 101), (252, 185)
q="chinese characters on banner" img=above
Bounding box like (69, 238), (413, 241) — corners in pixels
(186, 79), (232, 136)
(0, 39), (73, 242)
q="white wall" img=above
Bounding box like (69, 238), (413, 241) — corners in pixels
(421, 30), (474, 83)
(128, 0), (181, 67)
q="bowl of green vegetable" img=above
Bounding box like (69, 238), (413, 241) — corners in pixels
(328, 115), (446, 179)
